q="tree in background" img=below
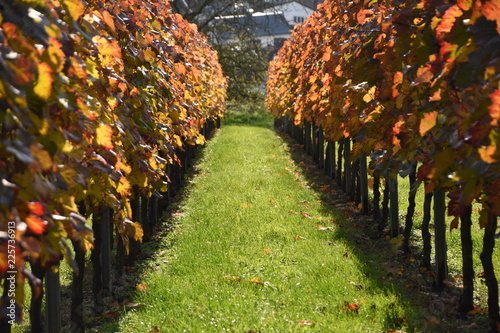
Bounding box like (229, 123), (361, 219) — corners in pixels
(172, 0), (316, 101)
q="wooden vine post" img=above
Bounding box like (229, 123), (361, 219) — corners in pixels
(480, 212), (499, 332)
(359, 155), (369, 214)
(344, 138), (351, 195)
(460, 205), (474, 313)
(433, 188), (447, 289)
(45, 267), (61, 333)
(388, 174), (399, 238)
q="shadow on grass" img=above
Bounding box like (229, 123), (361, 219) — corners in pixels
(71, 131), (218, 333)
(274, 128), (488, 333)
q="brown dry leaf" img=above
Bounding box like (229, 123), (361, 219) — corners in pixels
(263, 248), (273, 254)
(124, 301), (144, 309)
(103, 310), (120, 318)
(294, 235), (306, 240)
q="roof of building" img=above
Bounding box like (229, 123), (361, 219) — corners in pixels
(216, 12), (291, 37)
(267, 0), (322, 10)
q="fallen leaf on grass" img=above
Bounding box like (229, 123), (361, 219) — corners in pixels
(241, 203), (254, 209)
(102, 310), (120, 318)
(124, 301), (144, 309)
(223, 276), (241, 282)
(263, 248), (273, 254)
(315, 225), (333, 231)
(348, 280), (365, 290)
(298, 320), (315, 326)
(341, 301), (360, 314)
(294, 235), (306, 240)
(301, 212), (313, 218)
(136, 284), (147, 292)
(248, 278), (264, 285)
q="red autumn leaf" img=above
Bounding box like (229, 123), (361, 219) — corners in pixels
(301, 212), (312, 218)
(27, 202), (45, 216)
(25, 214), (47, 235)
(343, 301), (360, 314)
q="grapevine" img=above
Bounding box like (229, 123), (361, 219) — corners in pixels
(0, 0), (226, 326)
(267, 0), (499, 330)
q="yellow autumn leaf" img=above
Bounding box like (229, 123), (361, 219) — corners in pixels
(0, 80), (6, 98)
(363, 86), (376, 103)
(116, 176), (131, 196)
(46, 38), (65, 72)
(34, 62), (53, 100)
(125, 221), (144, 242)
(169, 110), (185, 121)
(95, 124), (114, 150)
(30, 143), (53, 171)
(172, 134), (183, 148)
(61, 0), (85, 21)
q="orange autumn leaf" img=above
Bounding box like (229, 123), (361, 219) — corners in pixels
(27, 202), (45, 216)
(301, 212), (312, 218)
(102, 10), (117, 33)
(136, 284), (147, 292)
(436, 5), (463, 40)
(25, 214), (47, 235)
(248, 278), (263, 285)
(263, 248), (273, 254)
(419, 111), (438, 136)
(298, 320), (315, 326)
(478, 145), (499, 163)
(488, 89), (500, 126)
(482, 0), (500, 34)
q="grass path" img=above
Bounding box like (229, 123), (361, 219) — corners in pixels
(103, 110), (423, 332)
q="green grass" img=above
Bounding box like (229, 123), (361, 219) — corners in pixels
(6, 104), (496, 332)
(100, 107), (423, 332)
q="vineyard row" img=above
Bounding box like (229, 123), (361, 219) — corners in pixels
(266, 0), (499, 331)
(0, 0), (227, 331)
